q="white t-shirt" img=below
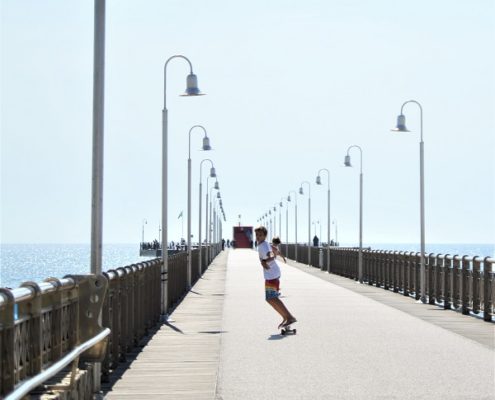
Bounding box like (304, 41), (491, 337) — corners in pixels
(257, 240), (281, 280)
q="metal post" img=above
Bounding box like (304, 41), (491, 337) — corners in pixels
(90, 0), (105, 392)
(359, 171), (363, 283)
(420, 139), (426, 302)
(91, 0), (105, 277)
(198, 181), (202, 273)
(187, 157), (192, 288)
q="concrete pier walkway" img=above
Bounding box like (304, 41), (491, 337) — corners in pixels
(105, 249), (494, 399)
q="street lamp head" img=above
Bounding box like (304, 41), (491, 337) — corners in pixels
(216, 192), (221, 199)
(202, 135), (212, 151)
(181, 73), (205, 96)
(316, 175), (322, 185)
(210, 167), (216, 178)
(391, 114), (409, 132)
(287, 195), (291, 202)
(344, 155), (352, 167)
(299, 187), (304, 195)
(279, 201), (283, 207)
(214, 181), (220, 190)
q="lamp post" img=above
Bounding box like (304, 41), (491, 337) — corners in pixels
(141, 219), (147, 244)
(299, 181), (311, 265)
(316, 168), (331, 272)
(161, 55), (204, 316)
(332, 219), (338, 245)
(187, 125), (212, 288)
(288, 190), (298, 260)
(199, 159), (215, 278)
(273, 205), (277, 237)
(391, 100), (426, 303)
(279, 199), (283, 240)
(209, 182), (219, 260)
(344, 145), (363, 283)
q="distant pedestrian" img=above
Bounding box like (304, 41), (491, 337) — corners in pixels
(255, 226), (296, 329)
(313, 235), (319, 247)
(222, 238), (225, 250)
(271, 236), (286, 263)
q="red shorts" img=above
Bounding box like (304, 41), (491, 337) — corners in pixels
(265, 278), (280, 300)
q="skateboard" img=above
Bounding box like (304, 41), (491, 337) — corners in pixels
(281, 324), (297, 335)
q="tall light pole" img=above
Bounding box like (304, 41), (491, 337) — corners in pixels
(288, 190), (298, 260)
(90, 0), (105, 391)
(187, 125), (212, 288)
(199, 159), (215, 278)
(299, 181), (311, 265)
(209, 182), (219, 259)
(332, 219), (338, 245)
(279, 199), (283, 240)
(161, 55), (204, 316)
(273, 205), (277, 237)
(344, 145), (363, 283)
(392, 100), (426, 303)
(141, 218), (147, 244)
(316, 168), (331, 272)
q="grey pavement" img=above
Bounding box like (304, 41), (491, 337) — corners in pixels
(216, 249), (495, 400)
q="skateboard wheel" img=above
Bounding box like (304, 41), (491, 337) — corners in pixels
(281, 329), (286, 335)
(293, 329), (297, 334)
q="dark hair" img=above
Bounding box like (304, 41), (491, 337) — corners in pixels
(254, 226), (268, 236)
(272, 236), (281, 245)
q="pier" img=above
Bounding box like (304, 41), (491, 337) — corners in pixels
(1, 246), (493, 399)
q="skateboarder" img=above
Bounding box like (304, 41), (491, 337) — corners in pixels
(255, 226), (296, 329)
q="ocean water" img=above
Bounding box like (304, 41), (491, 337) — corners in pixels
(0, 244), (151, 289)
(1, 243), (493, 290)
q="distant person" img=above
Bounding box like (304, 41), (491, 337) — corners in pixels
(255, 226), (296, 330)
(271, 236), (286, 263)
(222, 238), (225, 250)
(227, 239), (230, 248)
(313, 235), (319, 247)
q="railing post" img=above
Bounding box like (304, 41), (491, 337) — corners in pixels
(428, 253), (436, 304)
(460, 255), (470, 315)
(452, 255), (461, 310)
(482, 257), (493, 322)
(0, 289), (15, 396)
(443, 255), (452, 310)
(472, 257), (481, 316)
(19, 281), (43, 377)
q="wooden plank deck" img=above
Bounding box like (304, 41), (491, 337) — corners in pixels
(104, 250), (228, 400)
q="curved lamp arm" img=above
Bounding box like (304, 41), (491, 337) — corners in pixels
(317, 168), (330, 188)
(163, 55), (194, 109)
(346, 145), (363, 174)
(300, 181), (311, 198)
(400, 100), (424, 142)
(189, 125), (208, 158)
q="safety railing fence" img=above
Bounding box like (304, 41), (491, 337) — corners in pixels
(283, 244), (494, 322)
(0, 243), (223, 399)
(0, 275), (108, 398)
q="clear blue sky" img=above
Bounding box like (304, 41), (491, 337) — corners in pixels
(1, 0), (494, 246)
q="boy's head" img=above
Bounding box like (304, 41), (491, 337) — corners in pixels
(255, 226), (268, 241)
(272, 236), (281, 245)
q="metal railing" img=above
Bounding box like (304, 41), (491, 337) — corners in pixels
(0, 274), (109, 398)
(0, 243), (223, 398)
(282, 245), (494, 322)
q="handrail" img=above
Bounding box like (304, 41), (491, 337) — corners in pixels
(5, 328), (111, 400)
(0, 277), (75, 307)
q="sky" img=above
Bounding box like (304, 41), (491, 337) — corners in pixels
(1, 0), (494, 247)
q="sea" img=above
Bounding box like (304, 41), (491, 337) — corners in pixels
(0, 243), (493, 289)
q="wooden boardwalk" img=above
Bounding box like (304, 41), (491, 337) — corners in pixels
(103, 249), (494, 399)
(104, 251), (228, 399)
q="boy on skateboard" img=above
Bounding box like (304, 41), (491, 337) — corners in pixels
(255, 226), (296, 329)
